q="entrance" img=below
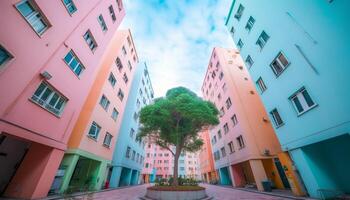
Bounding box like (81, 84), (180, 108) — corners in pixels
(274, 158), (291, 189)
(0, 134), (30, 195)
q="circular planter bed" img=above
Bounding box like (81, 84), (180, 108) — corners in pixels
(146, 186), (207, 200)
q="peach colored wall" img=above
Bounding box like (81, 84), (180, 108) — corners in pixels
(201, 47), (282, 169)
(0, 0), (125, 150)
(199, 129), (216, 175)
(68, 30), (138, 160)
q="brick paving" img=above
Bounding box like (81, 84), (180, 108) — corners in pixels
(53, 183), (294, 200)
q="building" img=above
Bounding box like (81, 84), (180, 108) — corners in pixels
(52, 29), (136, 194)
(109, 62), (154, 188)
(0, 0), (124, 199)
(225, 0), (350, 198)
(201, 47), (289, 191)
(142, 144), (201, 182)
(198, 129), (218, 183)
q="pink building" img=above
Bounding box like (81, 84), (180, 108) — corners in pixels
(201, 47), (287, 191)
(0, 0), (124, 199)
(142, 143), (201, 182)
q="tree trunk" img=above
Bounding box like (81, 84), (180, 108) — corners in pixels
(172, 147), (181, 186)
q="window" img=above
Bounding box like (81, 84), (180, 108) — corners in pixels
(16, 0), (50, 35)
(132, 150), (136, 160)
(129, 128), (135, 138)
(128, 61), (132, 70)
(218, 130), (222, 139)
(290, 88), (316, 115)
(123, 73), (128, 84)
(212, 135), (217, 144)
(231, 114), (238, 126)
(126, 146), (131, 158)
(222, 83), (227, 92)
(116, 0), (123, 11)
(116, 57), (123, 71)
(228, 141), (235, 153)
(122, 46), (127, 55)
(218, 93), (221, 101)
(236, 135), (245, 149)
(214, 150), (220, 161)
(88, 122), (101, 139)
(256, 31), (270, 49)
(117, 89), (124, 101)
(245, 16), (255, 32)
(108, 5), (116, 21)
(64, 50), (84, 76)
(245, 55), (254, 68)
(62, 0), (77, 14)
(31, 82), (67, 116)
(234, 4), (244, 20)
(0, 45), (13, 67)
(256, 77), (267, 93)
(133, 112), (138, 121)
(221, 147), (226, 157)
(230, 26), (235, 36)
(108, 73), (116, 87)
(83, 30), (97, 51)
(226, 98), (232, 109)
(99, 95), (110, 111)
(270, 52), (290, 76)
(270, 108), (284, 127)
(127, 36), (131, 46)
(237, 39), (244, 50)
(219, 72), (224, 80)
(223, 123), (229, 134)
(97, 14), (108, 32)
(220, 107), (225, 117)
(111, 108), (118, 121)
(103, 132), (112, 147)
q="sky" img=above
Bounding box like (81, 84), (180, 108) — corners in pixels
(120, 0), (235, 97)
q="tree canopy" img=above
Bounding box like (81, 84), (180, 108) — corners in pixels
(137, 87), (219, 185)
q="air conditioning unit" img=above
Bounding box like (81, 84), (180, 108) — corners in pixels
(40, 71), (52, 80)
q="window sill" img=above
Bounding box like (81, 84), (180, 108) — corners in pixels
(296, 104), (318, 117)
(103, 144), (111, 148)
(87, 135), (98, 141)
(28, 98), (62, 118)
(275, 123), (285, 129)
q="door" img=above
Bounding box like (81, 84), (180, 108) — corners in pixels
(274, 158), (291, 189)
(0, 134), (30, 194)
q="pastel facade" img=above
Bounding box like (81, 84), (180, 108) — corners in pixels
(225, 0), (350, 198)
(198, 129), (218, 183)
(54, 29), (136, 194)
(0, 0), (124, 199)
(142, 144), (200, 181)
(201, 47), (288, 191)
(110, 62), (154, 188)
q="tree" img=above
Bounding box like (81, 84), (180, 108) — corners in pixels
(137, 87), (219, 186)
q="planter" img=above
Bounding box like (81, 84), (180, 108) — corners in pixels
(145, 186), (207, 200)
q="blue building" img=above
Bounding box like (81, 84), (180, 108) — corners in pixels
(225, 0), (350, 198)
(109, 62), (154, 187)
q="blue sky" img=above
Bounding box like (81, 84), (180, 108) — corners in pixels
(120, 0), (235, 97)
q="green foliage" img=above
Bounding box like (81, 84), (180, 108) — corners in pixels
(137, 87), (219, 185)
(137, 87), (219, 152)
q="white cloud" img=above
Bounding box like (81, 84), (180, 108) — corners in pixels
(120, 0), (235, 97)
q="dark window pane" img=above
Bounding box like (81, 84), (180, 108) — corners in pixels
(293, 97), (304, 113)
(302, 90), (315, 107)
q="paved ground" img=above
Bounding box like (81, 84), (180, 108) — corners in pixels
(52, 184), (294, 200)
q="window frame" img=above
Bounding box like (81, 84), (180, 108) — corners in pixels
(99, 95), (110, 111)
(103, 132), (113, 147)
(15, 0), (51, 36)
(245, 55), (254, 68)
(63, 50), (85, 77)
(270, 51), (290, 77)
(0, 45), (14, 67)
(270, 108), (284, 128)
(289, 87), (317, 116)
(256, 77), (267, 93)
(88, 121), (101, 140)
(111, 108), (118, 121)
(236, 135), (245, 149)
(83, 30), (98, 52)
(237, 39), (244, 50)
(245, 16), (255, 32)
(234, 4), (244, 21)
(108, 73), (116, 87)
(62, 0), (77, 15)
(97, 14), (108, 32)
(108, 5), (116, 22)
